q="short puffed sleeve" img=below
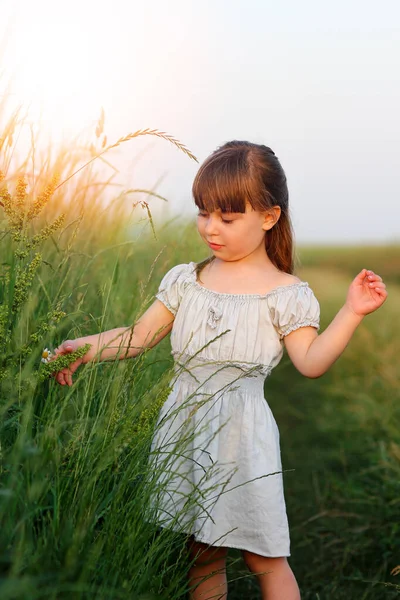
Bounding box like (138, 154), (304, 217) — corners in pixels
(269, 284), (320, 340)
(155, 263), (193, 316)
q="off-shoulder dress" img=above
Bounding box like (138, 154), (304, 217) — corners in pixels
(147, 262), (320, 557)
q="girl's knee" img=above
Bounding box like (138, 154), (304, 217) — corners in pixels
(187, 535), (228, 565)
(242, 550), (288, 574)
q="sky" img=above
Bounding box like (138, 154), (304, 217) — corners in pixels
(1, 0), (400, 243)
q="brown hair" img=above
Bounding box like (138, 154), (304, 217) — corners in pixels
(192, 140), (294, 276)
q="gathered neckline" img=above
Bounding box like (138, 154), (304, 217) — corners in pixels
(191, 277), (309, 300)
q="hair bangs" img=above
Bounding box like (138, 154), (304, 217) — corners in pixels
(192, 152), (256, 214)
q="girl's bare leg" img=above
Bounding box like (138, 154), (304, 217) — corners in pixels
(242, 551), (300, 600)
(187, 535), (228, 600)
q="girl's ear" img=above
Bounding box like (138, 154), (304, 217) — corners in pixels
(262, 206), (281, 231)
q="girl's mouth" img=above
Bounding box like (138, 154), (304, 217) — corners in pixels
(207, 242), (223, 250)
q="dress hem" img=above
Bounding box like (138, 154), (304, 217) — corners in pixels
(156, 523), (291, 558)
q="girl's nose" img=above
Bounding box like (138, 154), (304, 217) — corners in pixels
(204, 214), (219, 236)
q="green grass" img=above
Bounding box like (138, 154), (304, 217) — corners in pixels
(298, 244), (400, 286)
(0, 110), (399, 598)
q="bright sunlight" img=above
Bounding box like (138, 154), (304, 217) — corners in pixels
(2, 0), (123, 139)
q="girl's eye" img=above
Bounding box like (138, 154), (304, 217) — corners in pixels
(197, 212), (233, 223)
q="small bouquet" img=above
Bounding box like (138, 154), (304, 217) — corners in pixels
(38, 343), (91, 382)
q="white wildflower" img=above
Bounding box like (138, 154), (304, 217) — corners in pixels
(41, 348), (53, 363)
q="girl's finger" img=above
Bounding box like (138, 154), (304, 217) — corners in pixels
(368, 281), (386, 288)
(65, 369), (73, 387)
(59, 368), (71, 385)
(68, 360), (80, 374)
(55, 341), (75, 355)
(356, 269), (368, 281)
(373, 288), (388, 298)
(56, 372), (65, 385)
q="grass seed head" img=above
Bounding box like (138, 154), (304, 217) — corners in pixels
(28, 173), (60, 220)
(12, 253), (43, 314)
(16, 176), (28, 209)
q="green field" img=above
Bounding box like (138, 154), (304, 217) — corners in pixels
(0, 126), (399, 599)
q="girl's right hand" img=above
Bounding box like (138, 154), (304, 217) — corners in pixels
(53, 339), (87, 386)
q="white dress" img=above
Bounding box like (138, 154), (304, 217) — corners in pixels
(147, 262), (320, 558)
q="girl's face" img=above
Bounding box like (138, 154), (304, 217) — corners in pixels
(197, 202), (280, 262)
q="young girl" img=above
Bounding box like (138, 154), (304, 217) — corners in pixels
(54, 141), (387, 600)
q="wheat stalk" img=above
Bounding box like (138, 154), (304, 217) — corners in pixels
(54, 128), (198, 193)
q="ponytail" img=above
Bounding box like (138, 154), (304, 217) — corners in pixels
(265, 209), (294, 274)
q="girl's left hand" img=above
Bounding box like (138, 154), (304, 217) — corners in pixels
(346, 269), (388, 317)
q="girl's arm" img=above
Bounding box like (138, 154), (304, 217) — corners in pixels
(53, 299), (174, 386)
(284, 269), (388, 378)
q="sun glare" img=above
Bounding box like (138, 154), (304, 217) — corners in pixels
(3, 1), (117, 141)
